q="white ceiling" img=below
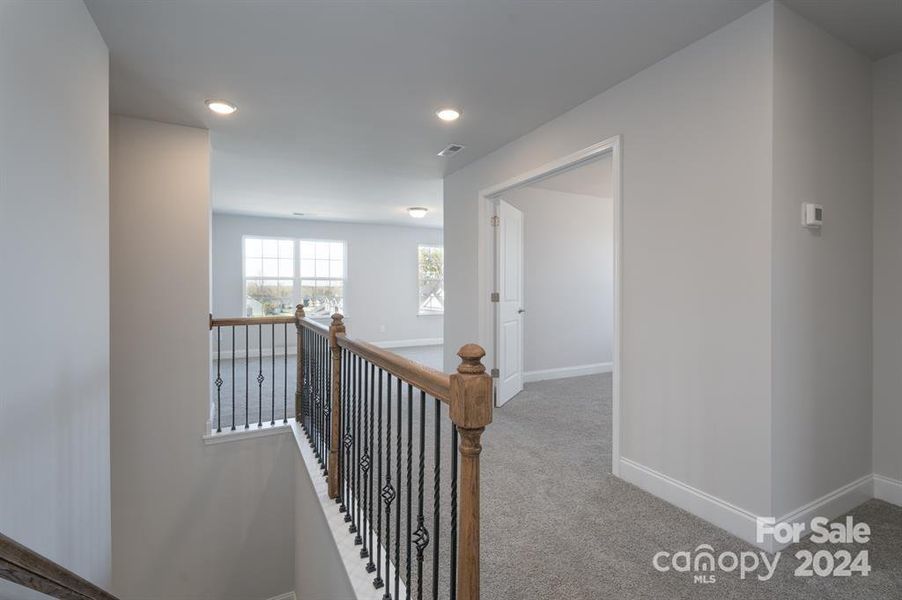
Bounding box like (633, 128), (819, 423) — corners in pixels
(84, 1), (902, 227)
(781, 0), (902, 59)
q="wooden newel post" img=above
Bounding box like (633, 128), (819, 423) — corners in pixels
(449, 344), (493, 600)
(327, 313), (346, 499)
(295, 304), (305, 422)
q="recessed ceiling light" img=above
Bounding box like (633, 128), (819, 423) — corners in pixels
(205, 99), (237, 115)
(292, 212), (305, 217)
(407, 207), (428, 219)
(435, 108), (461, 122)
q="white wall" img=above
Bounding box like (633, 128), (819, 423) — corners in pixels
(110, 117), (296, 600)
(0, 0), (111, 589)
(213, 213), (443, 344)
(873, 51), (902, 487)
(505, 185), (614, 375)
(445, 3), (775, 516)
(771, 3), (874, 518)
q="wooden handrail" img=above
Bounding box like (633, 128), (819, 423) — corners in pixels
(336, 332), (452, 403)
(298, 315), (330, 335)
(209, 314), (296, 329)
(0, 532), (119, 600)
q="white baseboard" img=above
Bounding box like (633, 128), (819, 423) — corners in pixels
(874, 474), (902, 507)
(524, 361), (613, 383)
(265, 593), (296, 600)
(618, 457), (763, 548)
(373, 338), (443, 349)
(771, 474), (873, 551)
(619, 457), (879, 552)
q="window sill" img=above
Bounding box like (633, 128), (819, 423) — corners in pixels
(203, 419), (294, 445)
(417, 312), (444, 317)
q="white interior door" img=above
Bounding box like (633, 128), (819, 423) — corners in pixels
(495, 199), (525, 406)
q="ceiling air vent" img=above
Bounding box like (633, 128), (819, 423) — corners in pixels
(437, 144), (465, 158)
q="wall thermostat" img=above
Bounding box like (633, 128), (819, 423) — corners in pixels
(802, 203), (823, 229)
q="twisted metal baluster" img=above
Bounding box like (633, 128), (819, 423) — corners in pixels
(257, 325), (263, 428)
(394, 377), (402, 597)
(361, 359), (371, 559)
(342, 349), (352, 520)
(323, 336), (330, 476)
(214, 327), (222, 433)
(406, 383), (413, 600)
(380, 372), (394, 598)
(374, 367), (385, 589)
(431, 397), (440, 600)
(413, 389), (429, 600)
(351, 355), (361, 539)
(365, 363), (376, 570)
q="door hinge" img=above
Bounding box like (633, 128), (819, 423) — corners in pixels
(490, 292), (500, 302)
(490, 216), (500, 227)
(491, 368), (499, 378)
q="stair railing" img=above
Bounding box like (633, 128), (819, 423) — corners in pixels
(209, 305), (492, 600)
(296, 306), (492, 600)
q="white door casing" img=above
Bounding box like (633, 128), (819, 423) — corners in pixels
(495, 199), (525, 406)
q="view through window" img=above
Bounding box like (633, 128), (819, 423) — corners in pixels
(244, 237), (345, 317)
(418, 245), (444, 314)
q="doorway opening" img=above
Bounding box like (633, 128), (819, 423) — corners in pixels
(478, 136), (622, 474)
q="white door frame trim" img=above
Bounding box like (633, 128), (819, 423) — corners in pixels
(476, 135), (623, 476)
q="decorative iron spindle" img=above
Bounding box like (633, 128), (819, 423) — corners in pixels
(406, 383), (413, 600)
(394, 377), (402, 597)
(365, 362), (375, 571)
(431, 397), (440, 600)
(215, 327), (222, 433)
(257, 325), (263, 427)
(413, 389), (429, 600)
(339, 348), (348, 514)
(381, 372), (394, 599)
(361, 361), (371, 561)
(374, 367), (384, 589)
(350, 355), (360, 536)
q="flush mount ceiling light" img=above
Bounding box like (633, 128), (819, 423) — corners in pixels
(407, 207), (429, 219)
(205, 99), (237, 115)
(435, 108), (461, 122)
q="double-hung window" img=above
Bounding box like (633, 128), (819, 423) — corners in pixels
(417, 245), (444, 315)
(243, 237), (346, 318)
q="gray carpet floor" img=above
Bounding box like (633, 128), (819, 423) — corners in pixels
(482, 373), (902, 599)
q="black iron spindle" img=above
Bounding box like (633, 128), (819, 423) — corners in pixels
(355, 354), (364, 545)
(245, 325), (249, 429)
(257, 324), (263, 427)
(283, 324), (288, 423)
(394, 376), (402, 597)
(365, 362), (375, 571)
(231, 327), (236, 431)
(271, 323), (276, 425)
(374, 367), (384, 589)
(340, 348), (349, 516)
(381, 371), (394, 599)
(406, 383), (413, 600)
(413, 390), (428, 600)
(431, 397), (440, 600)
(350, 354), (360, 537)
(215, 326), (222, 433)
